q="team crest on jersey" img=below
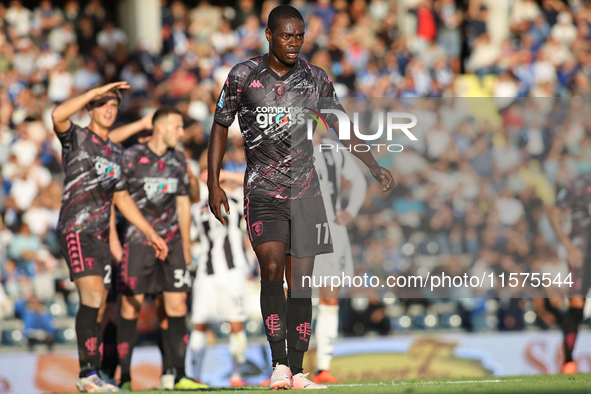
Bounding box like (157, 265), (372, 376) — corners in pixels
(158, 160), (165, 172)
(274, 83), (286, 99)
(252, 221), (263, 237)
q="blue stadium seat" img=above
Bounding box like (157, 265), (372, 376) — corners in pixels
(2, 329), (24, 346)
(55, 327), (76, 344)
(67, 302), (79, 317)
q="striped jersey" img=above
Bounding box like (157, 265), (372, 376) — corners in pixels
(191, 184), (249, 277)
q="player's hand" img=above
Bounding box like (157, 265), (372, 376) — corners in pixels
(184, 245), (192, 267)
(566, 244), (584, 268)
(140, 112), (154, 130)
(369, 164), (396, 192)
(147, 231), (169, 260)
(110, 239), (123, 264)
(209, 184), (229, 225)
(335, 209), (353, 226)
(92, 81), (130, 97)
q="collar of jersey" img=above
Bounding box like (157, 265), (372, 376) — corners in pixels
(263, 54), (299, 81)
(143, 142), (172, 159)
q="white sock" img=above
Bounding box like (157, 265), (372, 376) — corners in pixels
(315, 304), (339, 372)
(229, 330), (247, 379)
(188, 330), (207, 381)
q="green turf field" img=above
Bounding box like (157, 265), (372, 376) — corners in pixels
(62, 374), (591, 394)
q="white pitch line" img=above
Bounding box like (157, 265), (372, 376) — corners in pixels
(333, 379), (522, 388)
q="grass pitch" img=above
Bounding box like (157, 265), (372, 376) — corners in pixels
(63, 374), (591, 393)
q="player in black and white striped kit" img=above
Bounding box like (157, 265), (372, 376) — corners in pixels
(189, 174), (251, 387)
(311, 133), (367, 384)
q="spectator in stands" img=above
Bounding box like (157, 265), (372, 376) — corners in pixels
(17, 295), (55, 351)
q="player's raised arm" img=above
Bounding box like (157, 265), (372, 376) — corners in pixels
(207, 121), (230, 225)
(113, 190), (169, 260)
(333, 120), (396, 192)
(109, 112), (154, 144)
(51, 82), (130, 133)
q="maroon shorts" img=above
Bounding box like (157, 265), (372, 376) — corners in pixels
(59, 232), (113, 289)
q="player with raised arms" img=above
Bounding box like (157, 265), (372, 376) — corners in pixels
(52, 83), (168, 393)
(207, 5), (395, 390)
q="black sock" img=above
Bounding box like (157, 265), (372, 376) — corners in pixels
(117, 317), (138, 384)
(167, 316), (188, 381)
(95, 323), (103, 372)
(287, 291), (312, 376)
(260, 280), (288, 366)
(76, 305), (100, 378)
(101, 320), (118, 378)
(159, 328), (173, 374)
(563, 307), (584, 363)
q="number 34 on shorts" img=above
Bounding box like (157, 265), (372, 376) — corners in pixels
(173, 268), (192, 289)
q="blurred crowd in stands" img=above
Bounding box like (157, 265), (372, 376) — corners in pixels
(0, 0), (590, 347)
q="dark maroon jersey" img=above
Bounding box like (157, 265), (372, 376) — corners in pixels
(56, 124), (124, 242)
(557, 174), (591, 238)
(214, 55), (343, 199)
(116, 144), (189, 245)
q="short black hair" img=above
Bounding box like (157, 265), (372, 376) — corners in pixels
(152, 106), (183, 127)
(268, 5), (304, 33)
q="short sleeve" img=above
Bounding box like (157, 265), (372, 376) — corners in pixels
(214, 65), (246, 127)
(176, 154), (189, 196)
(55, 123), (79, 155)
(317, 69), (345, 130)
(115, 150), (132, 192)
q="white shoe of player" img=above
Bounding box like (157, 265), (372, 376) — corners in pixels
(161, 374), (175, 390)
(291, 373), (327, 390)
(76, 373), (122, 392)
(269, 364), (292, 390)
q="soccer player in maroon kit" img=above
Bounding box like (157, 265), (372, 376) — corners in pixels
(549, 174), (591, 374)
(52, 82), (168, 393)
(207, 6), (395, 390)
(113, 107), (207, 390)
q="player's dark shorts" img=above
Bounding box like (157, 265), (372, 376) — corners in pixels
(117, 242), (191, 295)
(59, 232), (113, 289)
(244, 194), (333, 258)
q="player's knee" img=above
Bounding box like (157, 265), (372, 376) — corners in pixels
(80, 290), (104, 309)
(261, 261), (282, 281)
(166, 300), (187, 317)
(320, 297), (339, 306)
(121, 303), (140, 320)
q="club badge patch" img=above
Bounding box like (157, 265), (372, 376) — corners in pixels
(274, 83), (286, 99)
(252, 221), (264, 237)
